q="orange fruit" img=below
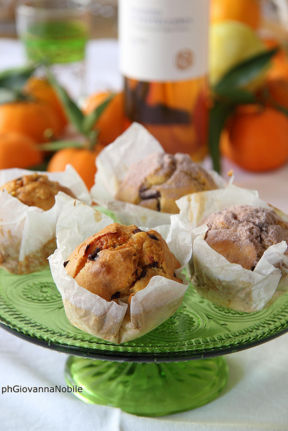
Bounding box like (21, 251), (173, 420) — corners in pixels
(0, 102), (63, 143)
(0, 132), (43, 169)
(24, 77), (68, 131)
(84, 91), (110, 113)
(264, 39), (288, 81)
(211, 0), (261, 30)
(263, 79), (288, 109)
(221, 105), (288, 172)
(84, 91), (126, 146)
(47, 146), (103, 189)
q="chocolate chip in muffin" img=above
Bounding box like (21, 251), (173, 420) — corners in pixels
(139, 188), (161, 201)
(148, 233), (159, 241)
(149, 261), (159, 268)
(111, 291), (121, 300)
(132, 228), (144, 234)
(137, 262), (159, 281)
(88, 248), (101, 261)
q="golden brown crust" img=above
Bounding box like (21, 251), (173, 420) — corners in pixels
(0, 174), (75, 211)
(204, 205), (288, 270)
(115, 153), (217, 214)
(65, 223), (182, 302)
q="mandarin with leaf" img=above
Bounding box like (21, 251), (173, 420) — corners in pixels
(24, 77), (68, 131)
(84, 91), (126, 146)
(221, 105), (288, 171)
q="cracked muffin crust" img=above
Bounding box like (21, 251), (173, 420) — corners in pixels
(0, 173), (75, 210)
(204, 205), (288, 270)
(64, 223), (182, 302)
(115, 152), (218, 214)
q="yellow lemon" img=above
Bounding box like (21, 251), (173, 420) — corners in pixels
(210, 21), (266, 89)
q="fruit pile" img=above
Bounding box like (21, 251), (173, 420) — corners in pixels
(0, 66), (127, 188)
(210, 0), (288, 172)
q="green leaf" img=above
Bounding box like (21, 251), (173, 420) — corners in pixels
(94, 206), (120, 224)
(257, 86), (288, 117)
(208, 101), (233, 173)
(215, 88), (257, 104)
(214, 48), (279, 94)
(39, 140), (84, 151)
(88, 129), (100, 150)
(0, 88), (32, 104)
(28, 160), (49, 172)
(0, 88), (19, 104)
(0, 64), (37, 90)
(46, 70), (85, 134)
(83, 93), (115, 134)
(273, 104), (288, 117)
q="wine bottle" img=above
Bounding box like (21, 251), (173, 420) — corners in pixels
(119, 0), (210, 160)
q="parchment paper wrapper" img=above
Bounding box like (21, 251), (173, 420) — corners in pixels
(49, 195), (190, 344)
(91, 123), (226, 228)
(173, 184), (288, 312)
(0, 166), (90, 274)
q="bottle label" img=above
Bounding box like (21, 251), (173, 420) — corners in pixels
(119, 0), (210, 82)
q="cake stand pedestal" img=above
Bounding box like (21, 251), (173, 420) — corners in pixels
(65, 356), (227, 416)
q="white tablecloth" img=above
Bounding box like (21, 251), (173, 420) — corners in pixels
(1, 39), (288, 431)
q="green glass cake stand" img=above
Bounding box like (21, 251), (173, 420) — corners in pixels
(0, 268), (288, 416)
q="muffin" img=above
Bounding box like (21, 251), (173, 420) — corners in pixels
(64, 223), (182, 303)
(49, 195), (190, 343)
(171, 183), (288, 312)
(0, 167), (90, 274)
(190, 203), (288, 312)
(115, 152), (218, 214)
(204, 205), (288, 271)
(0, 173), (74, 210)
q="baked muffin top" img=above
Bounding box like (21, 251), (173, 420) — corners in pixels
(115, 152), (217, 214)
(64, 223), (182, 302)
(0, 173), (74, 211)
(204, 205), (288, 270)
